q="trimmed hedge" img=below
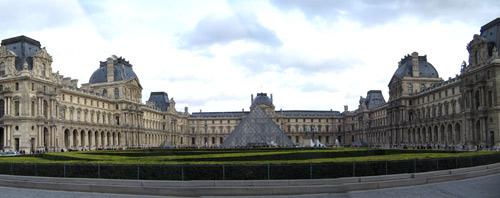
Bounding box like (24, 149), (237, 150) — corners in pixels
(0, 153), (498, 180)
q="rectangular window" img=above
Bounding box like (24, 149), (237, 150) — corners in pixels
(31, 101), (35, 116)
(488, 91), (493, 107)
(14, 101), (19, 116)
(31, 83), (34, 91)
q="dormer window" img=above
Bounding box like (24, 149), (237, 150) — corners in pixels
(41, 64), (46, 77)
(0, 62), (5, 75)
(476, 50), (481, 65)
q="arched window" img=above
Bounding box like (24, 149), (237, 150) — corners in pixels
(114, 88), (119, 99)
(0, 99), (4, 117)
(103, 89), (107, 97)
(475, 51), (480, 65)
(0, 62), (5, 75)
(43, 100), (48, 118)
(41, 64), (46, 77)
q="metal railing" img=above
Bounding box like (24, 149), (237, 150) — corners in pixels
(0, 153), (499, 180)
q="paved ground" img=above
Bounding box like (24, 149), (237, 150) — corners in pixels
(231, 173), (500, 198)
(0, 174), (499, 198)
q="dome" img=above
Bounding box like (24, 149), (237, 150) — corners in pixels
(393, 53), (439, 78)
(89, 56), (139, 84)
(252, 93), (273, 106)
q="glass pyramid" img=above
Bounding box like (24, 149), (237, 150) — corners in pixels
(221, 106), (294, 148)
(158, 140), (174, 148)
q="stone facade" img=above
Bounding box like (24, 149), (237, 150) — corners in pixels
(1, 19), (500, 152)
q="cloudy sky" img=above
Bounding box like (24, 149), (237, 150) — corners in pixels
(1, 0), (499, 113)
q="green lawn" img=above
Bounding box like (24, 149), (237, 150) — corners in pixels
(1, 148), (498, 165)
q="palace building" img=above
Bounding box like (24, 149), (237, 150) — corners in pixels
(0, 18), (500, 152)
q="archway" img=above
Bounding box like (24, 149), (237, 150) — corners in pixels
(422, 127), (426, 143)
(101, 131), (105, 148)
(428, 126), (432, 143)
(107, 132), (111, 147)
(0, 127), (4, 150)
(80, 130), (85, 149)
(87, 130), (92, 150)
(440, 125), (445, 144)
(433, 126), (438, 144)
(455, 123), (461, 143)
(118, 133), (121, 146)
(64, 129), (70, 149)
(72, 129), (78, 148)
(43, 127), (49, 151)
(475, 120), (481, 142)
(447, 124), (453, 144)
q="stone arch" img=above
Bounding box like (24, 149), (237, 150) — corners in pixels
(72, 129), (78, 148)
(87, 130), (92, 150)
(0, 99), (4, 117)
(107, 131), (111, 146)
(94, 131), (99, 149)
(475, 120), (481, 142)
(422, 127), (426, 143)
(440, 125), (445, 144)
(428, 126), (432, 143)
(433, 125), (438, 144)
(455, 123), (461, 143)
(43, 99), (48, 118)
(64, 129), (70, 149)
(100, 131), (105, 147)
(80, 130), (85, 148)
(43, 127), (49, 151)
(447, 124), (453, 144)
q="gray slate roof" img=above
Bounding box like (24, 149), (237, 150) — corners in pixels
(365, 90), (386, 110)
(1, 35), (42, 71)
(147, 92), (170, 111)
(89, 57), (139, 84)
(393, 55), (438, 78)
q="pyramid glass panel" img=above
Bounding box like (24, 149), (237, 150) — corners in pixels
(222, 106), (294, 147)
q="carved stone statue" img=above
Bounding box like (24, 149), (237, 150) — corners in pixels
(22, 61), (28, 70)
(492, 46), (499, 59)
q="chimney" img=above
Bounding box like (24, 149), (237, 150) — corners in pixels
(251, 94), (254, 104)
(270, 94), (273, 104)
(107, 57), (114, 82)
(412, 52), (419, 77)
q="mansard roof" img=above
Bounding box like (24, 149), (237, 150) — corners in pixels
(89, 56), (139, 84)
(147, 92), (170, 112)
(393, 54), (439, 79)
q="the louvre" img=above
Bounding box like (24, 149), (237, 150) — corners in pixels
(0, 18), (500, 152)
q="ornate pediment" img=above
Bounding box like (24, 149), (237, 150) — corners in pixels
(0, 46), (16, 58)
(31, 47), (53, 62)
(467, 34), (490, 67)
(125, 77), (142, 89)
